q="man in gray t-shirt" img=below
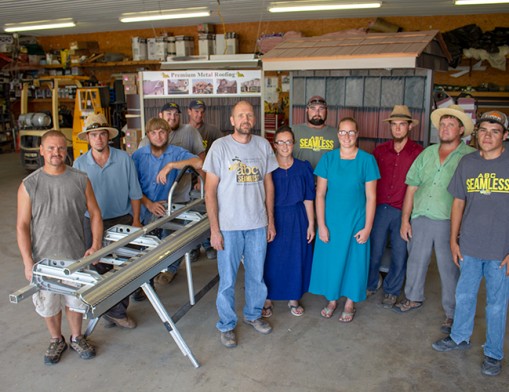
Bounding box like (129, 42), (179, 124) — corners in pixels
(292, 95), (339, 169)
(17, 130), (103, 365)
(204, 100), (278, 348)
(432, 111), (509, 377)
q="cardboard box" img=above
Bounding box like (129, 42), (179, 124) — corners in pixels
(147, 37), (166, 61)
(70, 41), (99, 51)
(122, 73), (137, 84)
(125, 141), (139, 155)
(125, 129), (143, 142)
(123, 82), (138, 95)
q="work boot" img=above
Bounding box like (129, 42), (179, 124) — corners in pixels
(103, 314), (137, 329)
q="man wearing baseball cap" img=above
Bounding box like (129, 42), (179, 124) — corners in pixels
(74, 112), (142, 329)
(367, 105), (423, 308)
(394, 105), (476, 336)
(292, 96), (339, 169)
(432, 111), (509, 377)
(187, 99), (224, 154)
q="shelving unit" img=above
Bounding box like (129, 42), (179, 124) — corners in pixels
(446, 91), (509, 114)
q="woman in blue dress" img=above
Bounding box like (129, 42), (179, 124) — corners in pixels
(309, 117), (379, 322)
(262, 126), (316, 318)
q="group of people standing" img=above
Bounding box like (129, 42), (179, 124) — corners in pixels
(16, 93), (509, 377)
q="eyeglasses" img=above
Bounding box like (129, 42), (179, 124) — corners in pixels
(86, 122), (109, 131)
(274, 140), (294, 146)
(338, 130), (357, 137)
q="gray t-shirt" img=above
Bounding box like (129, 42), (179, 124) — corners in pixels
(203, 134), (278, 231)
(292, 123), (339, 169)
(23, 167), (88, 261)
(448, 148), (509, 260)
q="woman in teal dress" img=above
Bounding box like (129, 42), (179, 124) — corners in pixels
(308, 117), (379, 322)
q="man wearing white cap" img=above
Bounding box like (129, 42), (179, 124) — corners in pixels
(433, 111), (509, 377)
(367, 105), (423, 308)
(292, 96), (339, 169)
(394, 105), (475, 335)
(74, 113), (142, 329)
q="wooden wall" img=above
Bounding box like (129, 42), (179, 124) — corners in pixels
(36, 13), (509, 88)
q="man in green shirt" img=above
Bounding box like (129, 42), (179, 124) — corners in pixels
(394, 105), (475, 335)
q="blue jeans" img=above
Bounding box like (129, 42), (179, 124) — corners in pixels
(216, 227), (268, 332)
(367, 204), (407, 295)
(450, 254), (509, 360)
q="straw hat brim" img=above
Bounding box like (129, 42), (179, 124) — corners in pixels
(383, 116), (419, 126)
(77, 127), (119, 141)
(431, 108), (474, 136)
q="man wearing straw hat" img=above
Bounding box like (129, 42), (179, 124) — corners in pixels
(292, 96), (339, 169)
(394, 105), (475, 335)
(74, 112), (142, 329)
(367, 105), (423, 308)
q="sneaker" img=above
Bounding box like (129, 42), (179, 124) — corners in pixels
(243, 318), (273, 334)
(481, 355), (502, 376)
(103, 314), (137, 329)
(70, 335), (96, 360)
(206, 247), (217, 260)
(154, 271), (176, 285)
(382, 293), (398, 308)
(44, 336), (67, 365)
(432, 336), (470, 352)
(441, 318), (454, 335)
(220, 330), (237, 348)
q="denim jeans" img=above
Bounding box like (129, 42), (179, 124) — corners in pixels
(216, 227), (268, 332)
(367, 204), (407, 295)
(450, 254), (509, 360)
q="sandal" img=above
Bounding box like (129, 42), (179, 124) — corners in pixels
(262, 305), (273, 318)
(288, 302), (304, 317)
(338, 308), (356, 323)
(392, 299), (423, 314)
(320, 302), (337, 319)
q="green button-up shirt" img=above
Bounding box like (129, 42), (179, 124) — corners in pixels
(405, 142), (475, 220)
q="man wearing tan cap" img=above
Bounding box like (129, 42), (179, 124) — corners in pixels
(74, 113), (142, 329)
(292, 96), (339, 169)
(432, 111), (509, 377)
(394, 105), (475, 335)
(367, 105), (423, 308)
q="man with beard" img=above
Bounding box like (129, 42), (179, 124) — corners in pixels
(292, 96), (339, 169)
(394, 105), (475, 336)
(17, 130), (102, 364)
(74, 113), (142, 329)
(366, 105), (423, 308)
(132, 118), (202, 289)
(203, 100), (278, 348)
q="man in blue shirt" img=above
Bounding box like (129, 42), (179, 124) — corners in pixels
(132, 117), (202, 287)
(74, 113), (143, 329)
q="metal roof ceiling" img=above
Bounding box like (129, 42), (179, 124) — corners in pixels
(0, 0), (508, 36)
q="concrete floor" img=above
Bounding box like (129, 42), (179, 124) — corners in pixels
(0, 151), (507, 392)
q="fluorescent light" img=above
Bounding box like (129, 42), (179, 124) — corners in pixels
(268, 1), (382, 13)
(455, 0), (509, 5)
(4, 18), (75, 33)
(120, 7), (210, 23)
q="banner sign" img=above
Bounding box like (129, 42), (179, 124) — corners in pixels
(141, 70), (262, 98)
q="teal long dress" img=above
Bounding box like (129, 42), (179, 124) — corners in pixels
(308, 148), (380, 302)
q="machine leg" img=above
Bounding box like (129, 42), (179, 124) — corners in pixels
(141, 282), (200, 368)
(84, 317), (99, 338)
(184, 251), (196, 306)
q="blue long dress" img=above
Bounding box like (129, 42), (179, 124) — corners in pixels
(264, 158), (316, 300)
(308, 149), (380, 302)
